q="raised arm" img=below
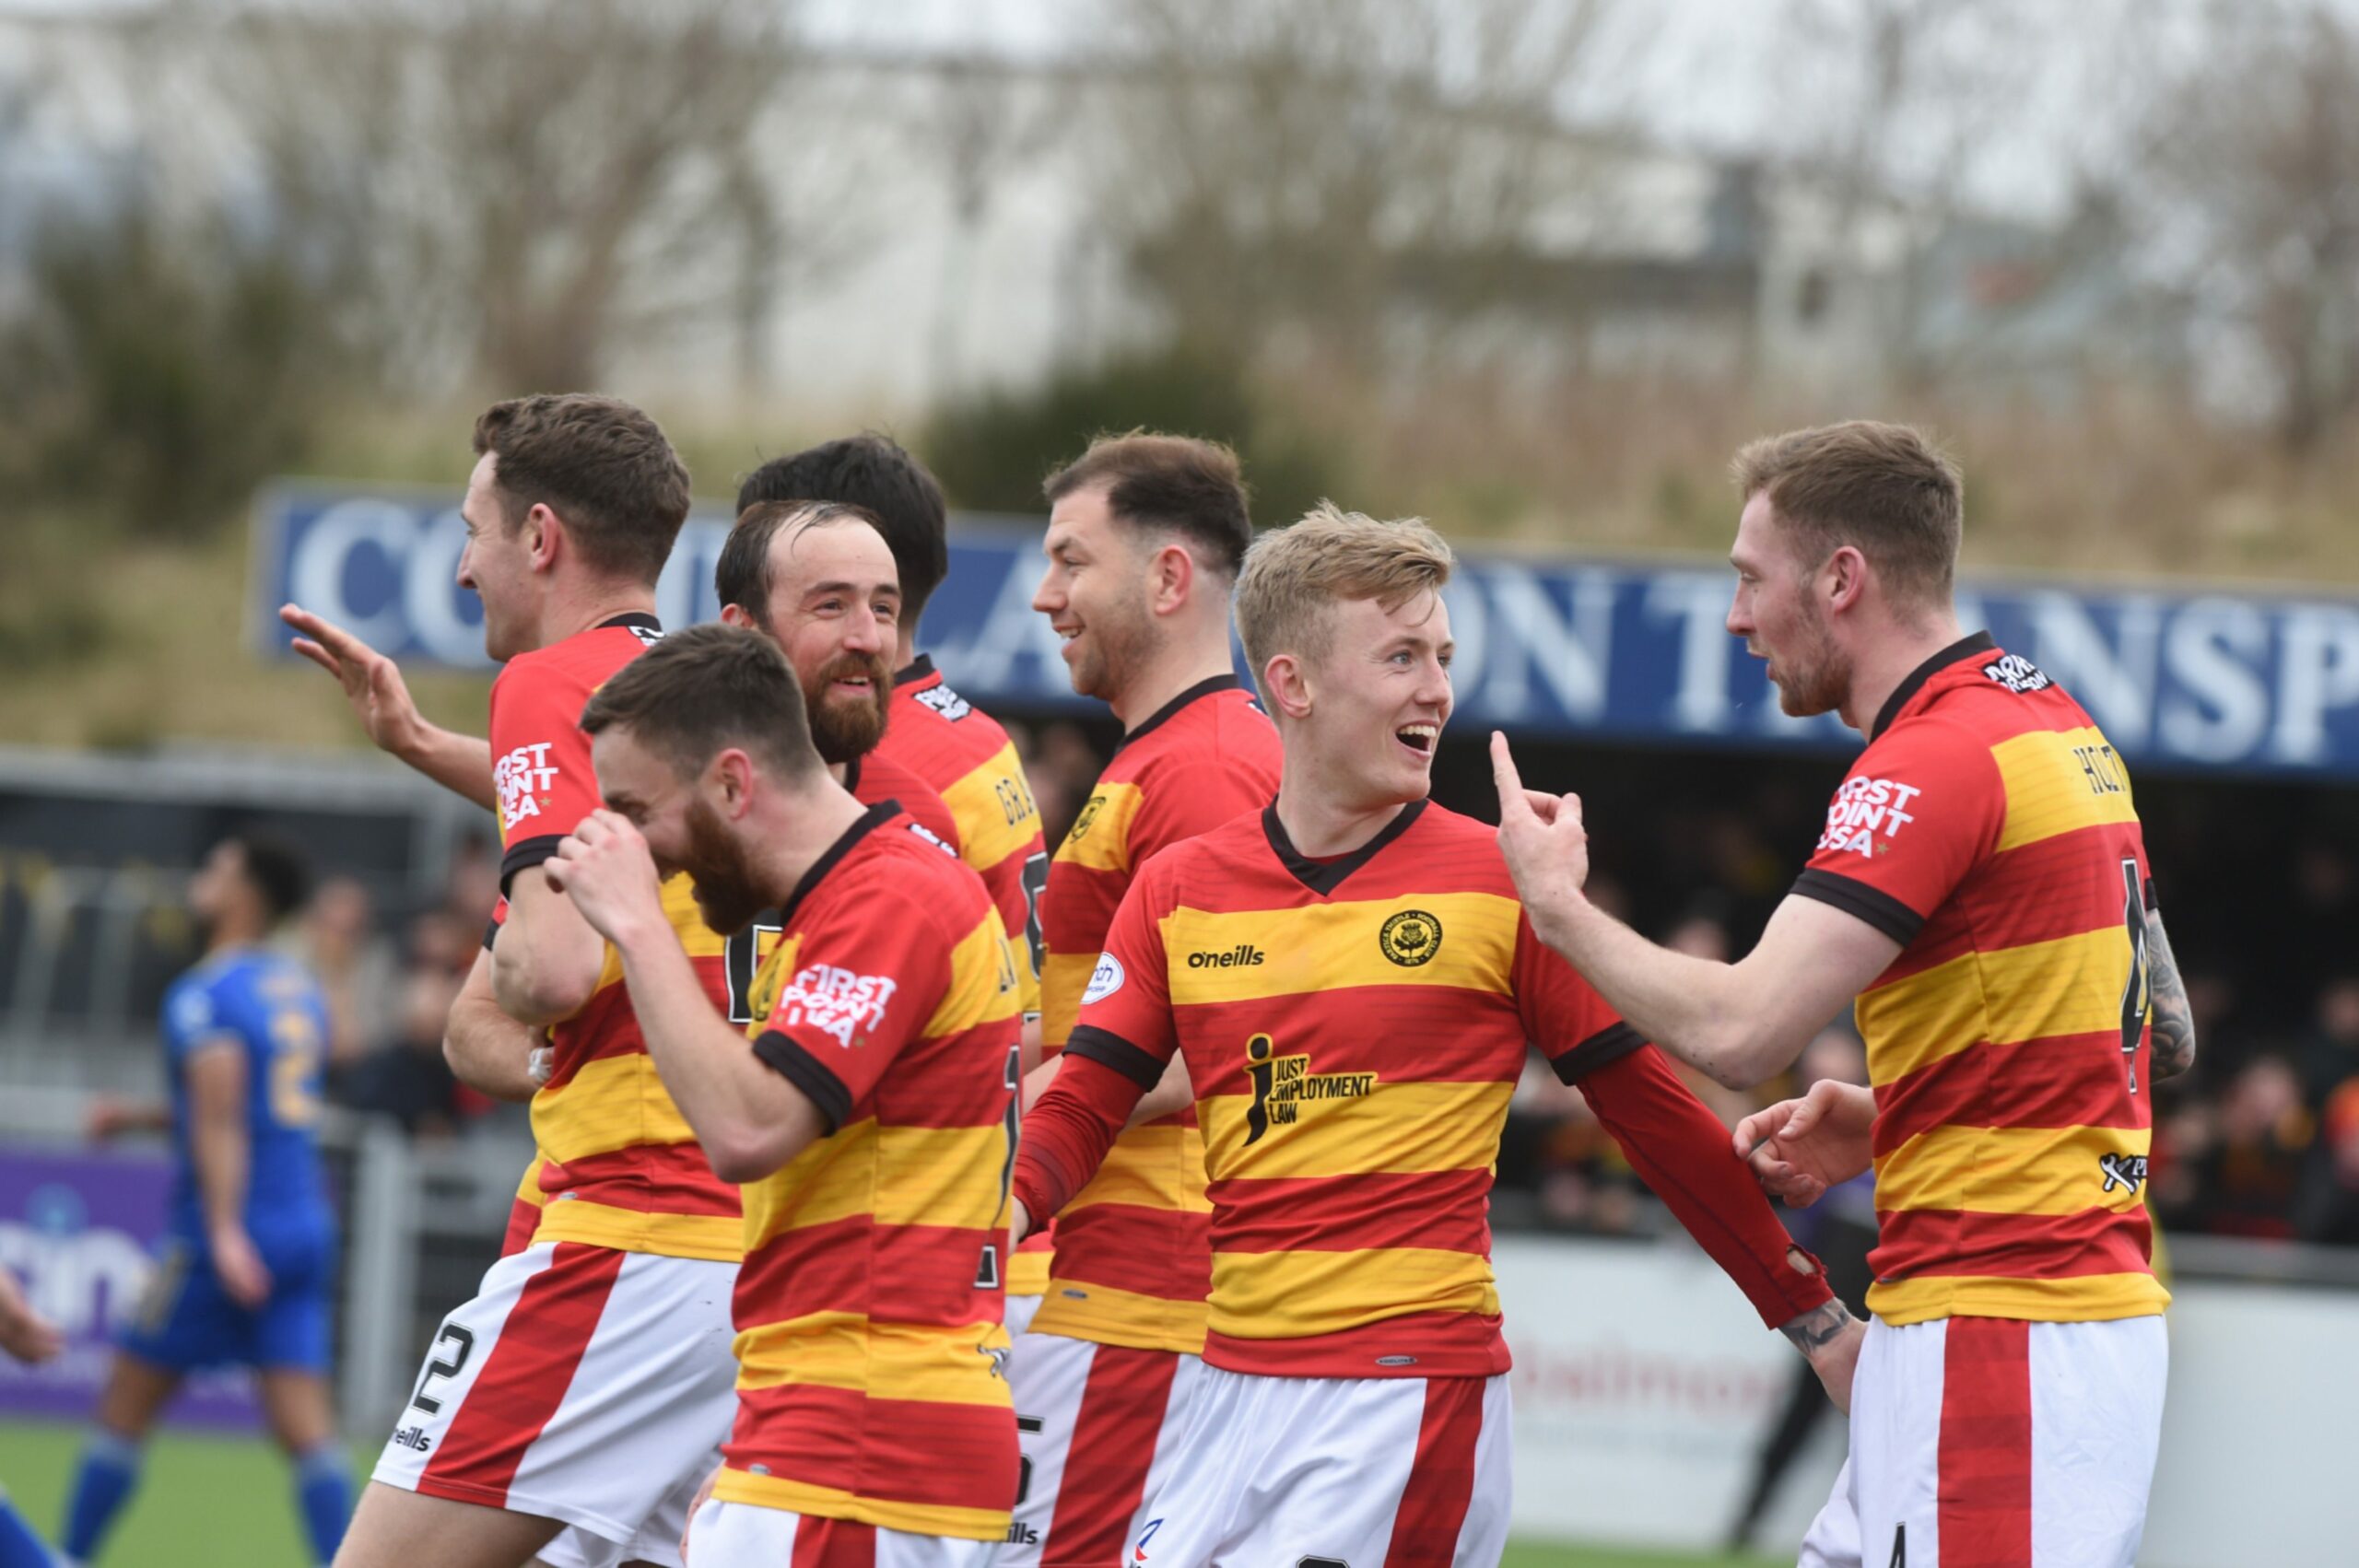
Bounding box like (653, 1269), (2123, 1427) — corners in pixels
(280, 604), (495, 811)
(545, 812), (826, 1182)
(1493, 732), (1902, 1089)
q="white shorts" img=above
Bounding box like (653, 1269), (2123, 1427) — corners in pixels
(1801, 1314), (2166, 1568)
(1000, 1331), (1204, 1565)
(1004, 1291), (1042, 1337)
(686, 1500), (996, 1567)
(1126, 1363), (1510, 1568)
(371, 1239), (738, 1551)
(538, 1460), (712, 1568)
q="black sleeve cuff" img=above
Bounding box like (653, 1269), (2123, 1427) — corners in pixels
(482, 918), (500, 953)
(1550, 1021), (1648, 1084)
(1064, 1024), (1166, 1091)
(752, 1030), (853, 1133)
(1790, 868), (1924, 947)
(499, 835), (567, 895)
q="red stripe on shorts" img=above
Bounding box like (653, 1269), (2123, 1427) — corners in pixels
(792, 1515), (878, 1568)
(418, 1243), (626, 1504)
(1381, 1375), (1486, 1567)
(1042, 1344), (1180, 1565)
(1937, 1316), (2033, 1568)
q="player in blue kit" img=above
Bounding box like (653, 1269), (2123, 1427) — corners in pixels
(62, 836), (350, 1568)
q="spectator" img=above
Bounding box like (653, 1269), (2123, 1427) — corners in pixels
(2295, 1079), (2359, 1246)
(335, 914), (467, 1139)
(279, 875), (402, 1075)
(2183, 1056), (2314, 1239)
(2294, 977), (2359, 1109)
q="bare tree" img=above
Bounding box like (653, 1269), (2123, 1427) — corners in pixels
(2133, 1), (2359, 451)
(1086, 0), (1626, 379)
(147, 0), (845, 395)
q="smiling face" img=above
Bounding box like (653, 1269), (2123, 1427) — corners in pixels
(747, 519), (901, 765)
(456, 451), (538, 663)
(1728, 491), (1848, 719)
(1294, 591), (1454, 812)
(591, 724), (771, 937)
(1033, 482), (1156, 706)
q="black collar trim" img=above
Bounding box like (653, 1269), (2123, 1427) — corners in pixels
(893, 654), (935, 689)
(1870, 631), (1998, 743)
(1118, 673), (1242, 754)
(774, 801), (901, 928)
(1262, 799), (1427, 895)
(598, 611), (663, 634)
(841, 754), (863, 794)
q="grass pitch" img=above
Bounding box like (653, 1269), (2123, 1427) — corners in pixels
(0, 1417), (1787, 1567)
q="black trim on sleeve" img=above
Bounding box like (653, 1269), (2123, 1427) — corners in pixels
(1262, 799), (1426, 896)
(1550, 1021), (1649, 1085)
(499, 834), (568, 895)
(482, 918), (500, 953)
(1869, 630), (1998, 742)
(1790, 868), (1925, 947)
(1064, 1025), (1167, 1092)
(1116, 673), (1245, 753)
(752, 1030), (854, 1133)
(893, 654), (935, 689)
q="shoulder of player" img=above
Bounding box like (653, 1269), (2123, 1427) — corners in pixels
(861, 824), (994, 923)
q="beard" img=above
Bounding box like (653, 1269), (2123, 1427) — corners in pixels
(1768, 600), (1851, 719)
(804, 649), (892, 765)
(675, 796), (771, 937)
(1067, 599), (1156, 704)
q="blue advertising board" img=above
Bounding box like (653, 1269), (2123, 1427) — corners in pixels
(252, 483), (2359, 779)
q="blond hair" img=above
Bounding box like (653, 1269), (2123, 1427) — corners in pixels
(1731, 420), (1963, 609)
(1235, 501), (1455, 682)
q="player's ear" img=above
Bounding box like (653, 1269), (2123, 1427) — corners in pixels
(523, 503), (564, 572)
(704, 749), (753, 817)
(1148, 543), (1193, 617)
(1824, 544), (1868, 614)
(719, 603), (755, 630)
(1262, 651), (1313, 721)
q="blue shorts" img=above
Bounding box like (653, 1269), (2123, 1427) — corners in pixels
(117, 1226), (336, 1375)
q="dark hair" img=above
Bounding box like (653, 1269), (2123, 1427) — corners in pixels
(1043, 431), (1252, 578)
(1731, 421), (1963, 608)
(224, 835), (311, 924)
(473, 394), (693, 586)
(578, 624), (822, 784)
(736, 435), (948, 625)
(714, 500), (890, 626)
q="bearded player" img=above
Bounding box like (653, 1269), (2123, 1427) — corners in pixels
(1015, 506), (1848, 1566)
(1494, 421), (2190, 1568)
(1000, 433), (1281, 1564)
(544, 625), (1020, 1564)
(735, 436), (1048, 1026)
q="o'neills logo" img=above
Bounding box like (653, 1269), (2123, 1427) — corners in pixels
(1187, 943), (1265, 969)
(1242, 1032), (1375, 1144)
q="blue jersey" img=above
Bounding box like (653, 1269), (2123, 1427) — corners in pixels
(159, 947), (334, 1248)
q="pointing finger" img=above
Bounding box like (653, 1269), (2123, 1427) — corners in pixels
(1490, 732), (1532, 818)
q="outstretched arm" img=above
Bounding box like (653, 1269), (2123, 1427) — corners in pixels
(281, 603), (496, 811)
(2145, 908), (2197, 1082)
(1493, 733), (1899, 1089)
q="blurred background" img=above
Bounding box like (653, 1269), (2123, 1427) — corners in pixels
(2, 0), (2358, 1563)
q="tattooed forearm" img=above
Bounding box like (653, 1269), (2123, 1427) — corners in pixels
(2145, 908), (2197, 1082)
(1779, 1298), (1855, 1356)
